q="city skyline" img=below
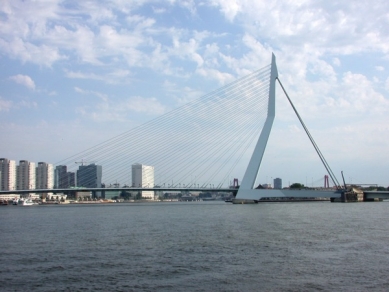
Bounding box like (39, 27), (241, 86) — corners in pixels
(0, 1), (388, 186)
(2, 156), (386, 190)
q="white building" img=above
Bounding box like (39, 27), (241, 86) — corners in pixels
(274, 178), (282, 189)
(0, 158), (16, 191)
(17, 160), (35, 190)
(36, 162), (54, 189)
(0, 194), (20, 201)
(36, 162), (54, 198)
(132, 163), (155, 199)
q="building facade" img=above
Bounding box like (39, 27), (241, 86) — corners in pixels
(0, 158), (16, 191)
(36, 162), (54, 189)
(67, 172), (75, 188)
(54, 165), (67, 188)
(132, 163), (155, 199)
(54, 165), (76, 189)
(274, 177), (282, 189)
(76, 164), (102, 198)
(16, 160), (35, 190)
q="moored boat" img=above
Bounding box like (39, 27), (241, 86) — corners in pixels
(18, 198), (36, 206)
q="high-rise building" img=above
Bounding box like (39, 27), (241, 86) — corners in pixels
(67, 172), (75, 188)
(0, 158), (16, 191)
(54, 165), (76, 189)
(274, 177), (282, 189)
(77, 164), (102, 198)
(132, 163), (154, 199)
(36, 162), (54, 198)
(54, 165), (68, 188)
(16, 160), (35, 190)
(36, 162), (54, 189)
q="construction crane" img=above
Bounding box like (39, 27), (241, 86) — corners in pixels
(75, 159), (96, 166)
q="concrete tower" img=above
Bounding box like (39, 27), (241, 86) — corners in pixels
(36, 162), (54, 189)
(274, 178), (282, 189)
(132, 163), (155, 199)
(0, 158), (16, 191)
(16, 160), (35, 190)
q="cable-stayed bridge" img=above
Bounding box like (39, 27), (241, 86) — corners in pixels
(52, 57), (276, 196)
(3, 54), (388, 202)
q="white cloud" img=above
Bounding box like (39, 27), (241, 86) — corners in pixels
(120, 96), (167, 114)
(76, 96), (168, 122)
(385, 77), (389, 92)
(16, 100), (38, 109)
(152, 6), (167, 14)
(0, 38), (64, 67)
(212, 0), (389, 58)
(9, 74), (36, 90)
(66, 71), (103, 80)
(338, 72), (389, 114)
(74, 87), (108, 101)
(65, 69), (131, 84)
(170, 36), (204, 67)
(209, 0), (241, 21)
(0, 97), (12, 111)
(332, 58), (340, 67)
(162, 80), (204, 105)
(196, 67), (234, 85)
(375, 66), (384, 71)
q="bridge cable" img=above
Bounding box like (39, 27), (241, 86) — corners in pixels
(54, 65), (272, 189)
(276, 78), (341, 189)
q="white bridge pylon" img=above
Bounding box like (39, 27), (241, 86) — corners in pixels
(236, 54), (340, 201)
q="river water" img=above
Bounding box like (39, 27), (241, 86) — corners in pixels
(1, 201), (389, 291)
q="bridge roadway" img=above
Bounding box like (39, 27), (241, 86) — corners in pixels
(1, 188), (388, 201)
(0, 187), (236, 195)
(364, 191), (389, 200)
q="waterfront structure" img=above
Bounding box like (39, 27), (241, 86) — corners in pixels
(76, 164), (102, 197)
(55, 165), (75, 188)
(0, 194), (20, 201)
(274, 178), (282, 189)
(0, 158), (16, 191)
(16, 160), (35, 190)
(132, 163), (155, 199)
(45, 193), (67, 201)
(104, 190), (121, 200)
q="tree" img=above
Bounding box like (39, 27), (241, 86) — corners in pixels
(120, 191), (131, 200)
(290, 183), (304, 189)
(135, 192), (142, 200)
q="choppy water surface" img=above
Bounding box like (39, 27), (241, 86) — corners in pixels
(1, 201), (389, 291)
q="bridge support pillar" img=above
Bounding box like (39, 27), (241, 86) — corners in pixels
(331, 188), (364, 202)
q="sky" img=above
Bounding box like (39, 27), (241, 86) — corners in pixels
(1, 0), (388, 187)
